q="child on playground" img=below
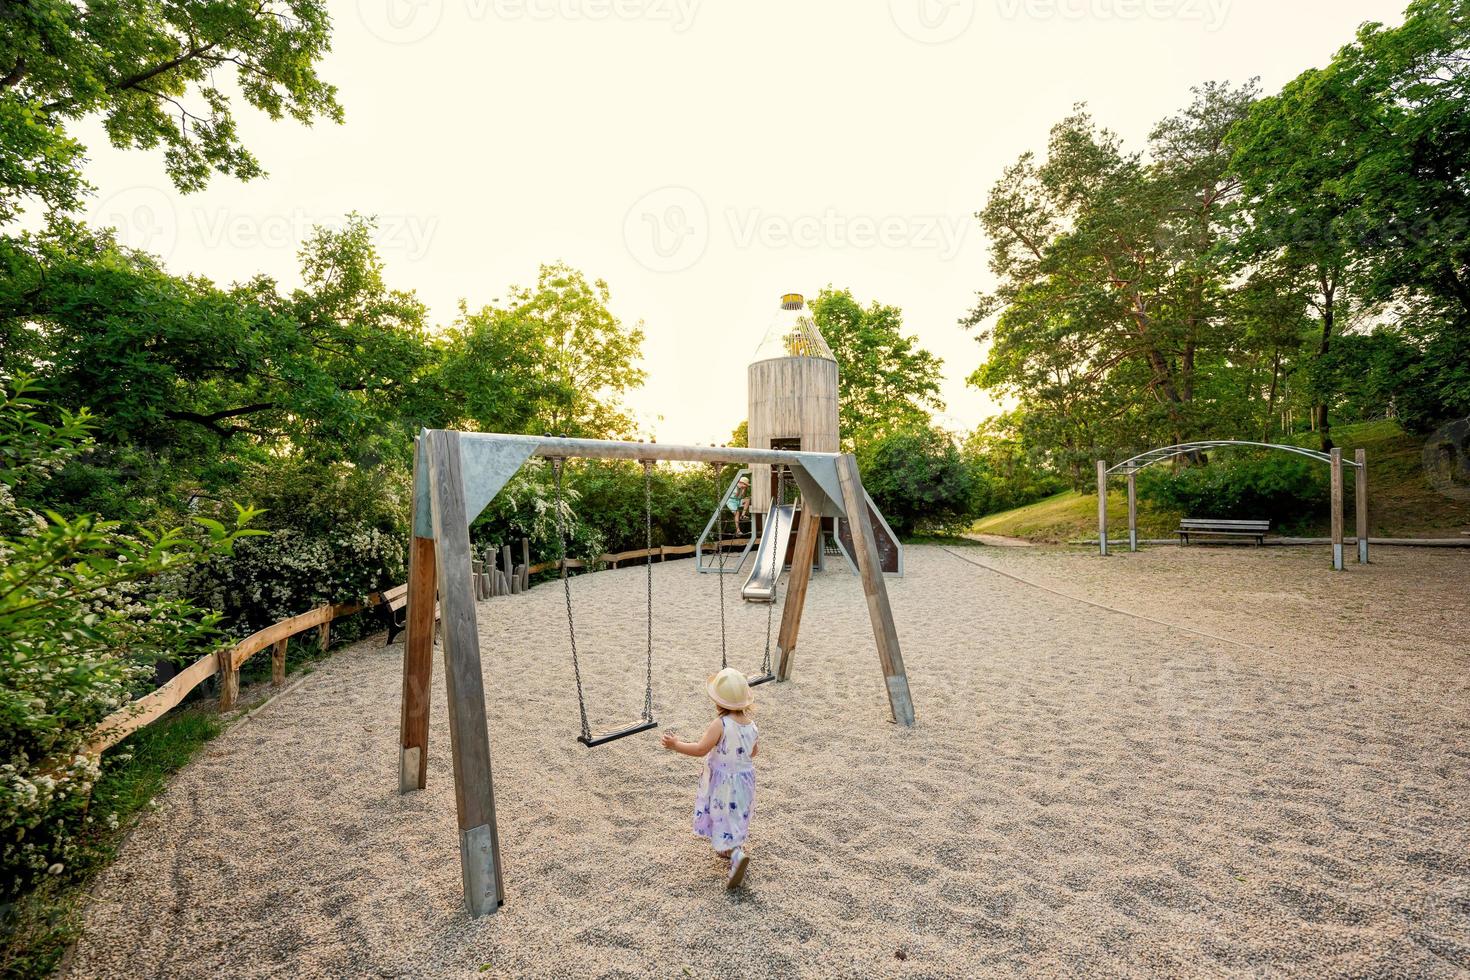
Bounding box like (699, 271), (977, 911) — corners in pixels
(660, 667), (759, 889)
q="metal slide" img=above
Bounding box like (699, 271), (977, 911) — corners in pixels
(740, 504), (797, 602)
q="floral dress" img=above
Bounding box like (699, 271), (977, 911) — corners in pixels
(693, 715), (757, 851)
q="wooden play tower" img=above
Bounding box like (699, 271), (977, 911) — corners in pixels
(747, 293), (841, 516)
(744, 293), (902, 577)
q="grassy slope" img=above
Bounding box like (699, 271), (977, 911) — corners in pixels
(970, 420), (1470, 544)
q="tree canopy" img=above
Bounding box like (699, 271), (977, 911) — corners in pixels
(0, 0), (341, 221)
(810, 286), (944, 445)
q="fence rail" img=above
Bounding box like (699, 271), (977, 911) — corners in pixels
(81, 535), (752, 757)
(83, 593), (392, 757)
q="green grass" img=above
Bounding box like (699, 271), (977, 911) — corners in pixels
(969, 420), (1470, 544)
(970, 489), (1180, 544)
(0, 711), (220, 980)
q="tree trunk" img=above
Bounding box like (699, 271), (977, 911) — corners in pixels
(1315, 276), (1336, 452)
(1263, 349), (1282, 442)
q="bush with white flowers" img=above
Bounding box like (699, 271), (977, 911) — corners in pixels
(0, 378), (262, 898)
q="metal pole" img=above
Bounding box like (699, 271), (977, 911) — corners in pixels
(1355, 449), (1369, 564)
(1330, 448), (1344, 571)
(1096, 460), (1109, 557)
(1126, 473), (1138, 552)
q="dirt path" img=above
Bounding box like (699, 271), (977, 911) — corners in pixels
(66, 545), (1470, 978)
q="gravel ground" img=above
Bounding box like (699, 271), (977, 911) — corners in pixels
(64, 544), (1470, 978)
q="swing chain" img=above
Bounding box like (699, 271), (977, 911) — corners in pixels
(761, 465), (788, 676)
(642, 460), (655, 724)
(552, 457), (592, 743)
(712, 462), (728, 669)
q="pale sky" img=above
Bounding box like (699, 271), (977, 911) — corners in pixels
(79, 0), (1405, 446)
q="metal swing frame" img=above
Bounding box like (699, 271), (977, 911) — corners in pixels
(397, 430), (914, 917)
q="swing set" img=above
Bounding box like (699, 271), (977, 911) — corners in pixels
(397, 430), (913, 916)
(550, 458), (790, 747)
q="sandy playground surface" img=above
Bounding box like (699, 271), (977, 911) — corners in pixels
(65, 544), (1470, 978)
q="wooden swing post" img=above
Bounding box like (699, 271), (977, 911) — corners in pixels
(836, 454), (914, 727)
(425, 429), (504, 915)
(399, 439), (436, 794)
(774, 507), (822, 681)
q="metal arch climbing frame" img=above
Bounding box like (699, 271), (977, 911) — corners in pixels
(397, 429), (915, 918)
(1107, 440), (1363, 476)
(1095, 439), (1370, 570)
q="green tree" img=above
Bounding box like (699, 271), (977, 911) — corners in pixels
(854, 425), (975, 536)
(447, 263), (646, 438)
(1, 216), (432, 472)
(0, 0), (341, 222)
(809, 287), (943, 444)
(968, 83), (1258, 452)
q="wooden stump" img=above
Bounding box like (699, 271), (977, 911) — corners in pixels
(217, 647), (239, 711)
(271, 638), (287, 686)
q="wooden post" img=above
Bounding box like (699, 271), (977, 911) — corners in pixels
(775, 508), (822, 681)
(318, 621), (331, 653)
(501, 544), (512, 586)
(399, 439), (437, 795)
(216, 647), (239, 711)
(1096, 460), (1109, 556)
(1330, 447), (1344, 571)
(1355, 448), (1369, 564)
(426, 430), (504, 916)
(271, 638), (287, 686)
(1126, 473), (1138, 552)
(835, 454), (914, 727)
(520, 538), (530, 589)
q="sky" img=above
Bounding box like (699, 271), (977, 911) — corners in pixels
(78, 0), (1407, 446)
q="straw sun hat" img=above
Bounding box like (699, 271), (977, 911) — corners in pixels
(706, 667), (755, 711)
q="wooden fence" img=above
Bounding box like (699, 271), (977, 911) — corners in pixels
(80, 534), (749, 757)
(83, 593), (392, 757)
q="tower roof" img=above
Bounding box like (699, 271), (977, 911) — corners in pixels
(751, 293), (835, 363)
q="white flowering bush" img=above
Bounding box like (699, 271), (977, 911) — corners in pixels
(182, 458), (411, 642)
(0, 378), (262, 898)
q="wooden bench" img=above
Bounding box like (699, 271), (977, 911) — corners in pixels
(375, 584), (411, 645)
(1177, 518), (1269, 546)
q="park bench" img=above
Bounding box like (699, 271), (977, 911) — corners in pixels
(1176, 518), (1269, 546)
(375, 584), (410, 644)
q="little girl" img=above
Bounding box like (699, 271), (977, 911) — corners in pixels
(660, 666), (759, 889)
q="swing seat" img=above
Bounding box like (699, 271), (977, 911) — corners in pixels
(577, 718), (658, 748)
(747, 672), (777, 688)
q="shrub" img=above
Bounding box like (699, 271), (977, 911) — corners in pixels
(1135, 453), (1329, 532)
(182, 458), (411, 642)
(0, 378), (259, 899)
(471, 458), (724, 565)
(855, 426), (976, 536)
